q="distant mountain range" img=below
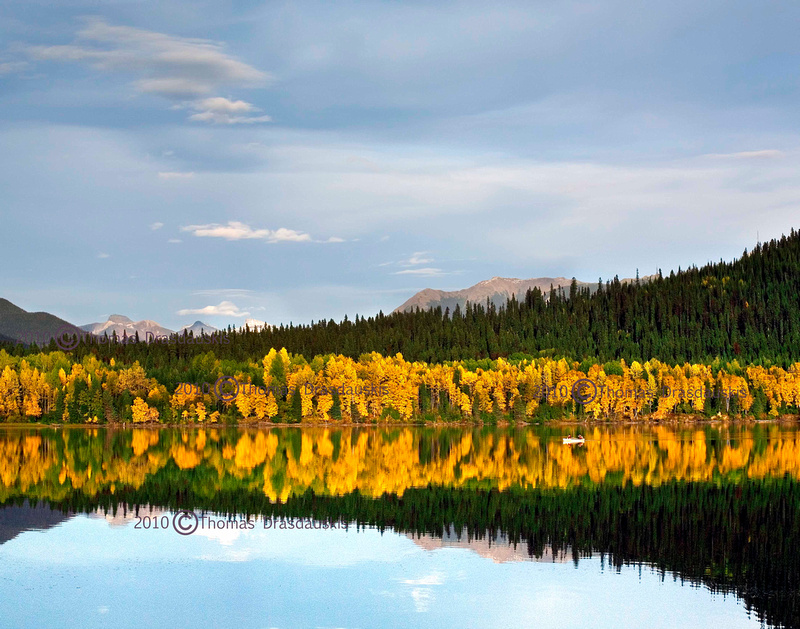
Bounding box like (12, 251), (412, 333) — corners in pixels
(2, 272), (646, 345)
(179, 321), (219, 336)
(394, 276), (590, 313)
(0, 298), (85, 346)
(80, 314), (175, 339)
(0, 299), (222, 345)
(80, 315), (222, 339)
(393, 274), (653, 313)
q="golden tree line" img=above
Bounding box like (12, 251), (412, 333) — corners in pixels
(0, 349), (799, 423)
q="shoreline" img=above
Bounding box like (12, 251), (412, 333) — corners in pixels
(2, 415), (798, 430)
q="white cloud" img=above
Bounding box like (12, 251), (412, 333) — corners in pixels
(381, 251), (436, 270)
(704, 149), (785, 160)
(181, 221), (312, 243)
(97, 252), (110, 259)
(177, 301), (249, 317)
(187, 97), (271, 124)
(405, 251), (433, 265)
(167, 238), (182, 243)
(150, 222), (164, 230)
(158, 171), (195, 180)
(196, 97), (256, 114)
(394, 267), (449, 277)
(325, 236), (345, 243)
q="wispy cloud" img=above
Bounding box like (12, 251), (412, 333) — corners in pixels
(150, 222), (164, 230)
(97, 252), (110, 259)
(158, 171), (195, 180)
(405, 251), (433, 265)
(25, 18), (270, 122)
(177, 300), (249, 317)
(193, 288), (254, 297)
(0, 61), (28, 75)
(181, 221), (312, 243)
(703, 149), (785, 160)
(394, 267), (449, 277)
(382, 251), (448, 274)
(27, 18), (268, 96)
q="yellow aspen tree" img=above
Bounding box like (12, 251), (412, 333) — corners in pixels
(235, 387), (253, 419)
(251, 392), (268, 420)
(131, 398), (150, 423)
(264, 392), (279, 420)
(317, 390), (334, 419)
(0, 366), (21, 418)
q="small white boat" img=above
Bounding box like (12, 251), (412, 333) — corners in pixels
(562, 436), (585, 445)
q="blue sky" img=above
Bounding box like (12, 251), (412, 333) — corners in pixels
(2, 1), (799, 329)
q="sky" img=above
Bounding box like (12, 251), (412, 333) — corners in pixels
(2, 1), (799, 330)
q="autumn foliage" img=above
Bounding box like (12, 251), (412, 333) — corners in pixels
(0, 349), (797, 423)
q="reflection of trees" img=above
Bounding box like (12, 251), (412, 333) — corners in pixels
(4, 480), (797, 629)
(1, 426), (799, 627)
(1, 426), (800, 503)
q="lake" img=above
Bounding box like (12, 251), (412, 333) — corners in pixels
(0, 424), (798, 628)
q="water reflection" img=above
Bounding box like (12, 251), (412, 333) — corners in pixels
(1, 425), (799, 504)
(0, 503), (765, 629)
(0, 425), (798, 628)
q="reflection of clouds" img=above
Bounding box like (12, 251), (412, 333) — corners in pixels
(194, 527), (245, 548)
(198, 549), (252, 563)
(409, 587), (433, 612)
(400, 572), (445, 612)
(401, 572), (444, 586)
(523, 585), (582, 624)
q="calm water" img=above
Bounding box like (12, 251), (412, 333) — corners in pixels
(1, 424), (798, 628)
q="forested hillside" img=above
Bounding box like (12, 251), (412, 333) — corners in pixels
(4, 230), (800, 364)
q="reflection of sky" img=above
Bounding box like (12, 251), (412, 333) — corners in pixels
(0, 514), (761, 629)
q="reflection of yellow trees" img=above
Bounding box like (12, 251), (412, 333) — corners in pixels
(235, 432), (278, 470)
(131, 429), (159, 456)
(2, 427), (800, 504)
